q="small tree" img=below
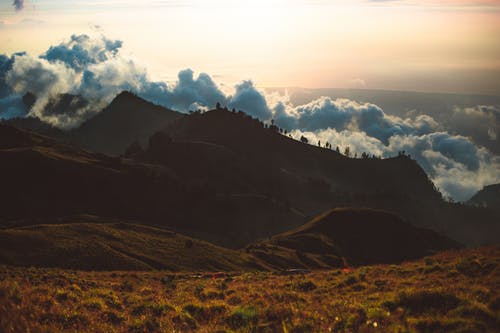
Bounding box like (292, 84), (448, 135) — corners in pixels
(336, 146), (340, 154)
(344, 146), (351, 157)
(300, 135), (309, 144)
(216, 102), (221, 109)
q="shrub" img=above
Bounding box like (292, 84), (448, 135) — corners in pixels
(390, 290), (462, 314)
(290, 322), (315, 333)
(102, 311), (125, 325)
(450, 304), (497, 326)
(183, 303), (227, 323)
(119, 280), (134, 292)
(83, 297), (105, 311)
(414, 318), (486, 333)
(129, 317), (161, 333)
(227, 296), (242, 306)
(172, 313), (197, 330)
(346, 308), (367, 330)
(293, 281), (317, 292)
(226, 306), (258, 329)
(337, 275), (358, 288)
(151, 303), (174, 316)
(456, 258), (483, 277)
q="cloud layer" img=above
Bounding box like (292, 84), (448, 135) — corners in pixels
(0, 34), (272, 128)
(0, 33), (498, 201)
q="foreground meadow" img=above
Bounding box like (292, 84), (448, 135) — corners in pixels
(1, 247), (498, 333)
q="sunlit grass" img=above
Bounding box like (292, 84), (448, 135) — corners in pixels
(0, 247), (498, 332)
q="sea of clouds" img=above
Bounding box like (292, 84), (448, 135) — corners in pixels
(0, 34), (498, 201)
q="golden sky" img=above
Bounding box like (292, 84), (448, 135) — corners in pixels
(1, 0), (499, 95)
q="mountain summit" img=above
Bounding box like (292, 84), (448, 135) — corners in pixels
(72, 92), (182, 154)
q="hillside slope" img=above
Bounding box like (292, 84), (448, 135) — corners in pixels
(150, 108), (499, 246)
(0, 124), (186, 221)
(0, 217), (258, 271)
(0, 124), (304, 249)
(2, 103), (499, 248)
(248, 208), (461, 269)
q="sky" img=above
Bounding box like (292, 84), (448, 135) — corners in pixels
(1, 0), (500, 95)
(0, 0), (499, 201)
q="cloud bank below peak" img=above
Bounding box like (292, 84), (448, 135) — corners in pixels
(0, 33), (498, 202)
(0, 34), (273, 128)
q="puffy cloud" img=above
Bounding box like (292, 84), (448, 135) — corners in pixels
(273, 96), (439, 143)
(1, 35), (142, 127)
(0, 34), (273, 127)
(228, 80), (272, 120)
(165, 69), (227, 111)
(42, 34), (122, 72)
(290, 128), (386, 157)
(0, 53), (26, 98)
(0, 95), (25, 119)
(7, 55), (78, 104)
(451, 105), (499, 143)
(0, 54), (28, 119)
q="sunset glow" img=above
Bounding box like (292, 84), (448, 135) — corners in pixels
(1, 0), (499, 94)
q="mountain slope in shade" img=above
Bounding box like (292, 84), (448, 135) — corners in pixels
(72, 91), (183, 155)
(1, 108), (499, 248)
(248, 208), (461, 269)
(1, 116), (69, 143)
(0, 216), (260, 271)
(162, 108), (441, 205)
(153, 108), (500, 246)
(0, 124), (304, 249)
(0, 124), (187, 221)
(467, 184), (500, 209)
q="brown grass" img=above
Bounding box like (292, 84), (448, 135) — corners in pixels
(0, 246), (498, 332)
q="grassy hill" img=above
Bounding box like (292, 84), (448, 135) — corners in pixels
(0, 209), (459, 272)
(247, 208), (461, 269)
(1, 246), (498, 332)
(0, 217), (259, 271)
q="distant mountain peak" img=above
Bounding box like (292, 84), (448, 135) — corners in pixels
(110, 90), (143, 104)
(467, 183), (500, 208)
(72, 91), (182, 155)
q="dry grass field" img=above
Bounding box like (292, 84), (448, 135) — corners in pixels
(1, 247), (498, 333)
